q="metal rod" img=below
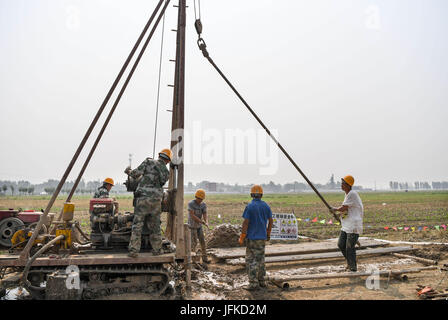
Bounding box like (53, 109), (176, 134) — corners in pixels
(204, 55), (332, 211)
(66, 0), (169, 203)
(52, 0), (171, 227)
(19, 1), (166, 260)
(264, 266), (437, 283)
(184, 224), (192, 291)
(392, 253), (438, 265)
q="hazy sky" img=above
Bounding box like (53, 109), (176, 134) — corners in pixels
(0, 0), (447, 189)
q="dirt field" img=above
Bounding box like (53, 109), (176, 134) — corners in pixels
(1, 191), (447, 300)
(188, 245), (448, 300)
(1, 191), (447, 241)
(93, 242), (448, 301)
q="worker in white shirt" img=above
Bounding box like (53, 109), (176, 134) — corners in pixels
(330, 175), (364, 272)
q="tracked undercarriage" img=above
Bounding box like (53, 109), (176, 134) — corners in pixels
(26, 264), (171, 300)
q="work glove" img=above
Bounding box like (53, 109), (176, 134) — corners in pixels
(329, 208), (340, 223)
(124, 166), (132, 175)
(239, 233), (246, 246)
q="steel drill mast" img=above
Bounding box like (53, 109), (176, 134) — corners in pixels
(167, 0), (187, 259)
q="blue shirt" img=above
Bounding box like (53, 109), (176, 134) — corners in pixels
(242, 198), (272, 240)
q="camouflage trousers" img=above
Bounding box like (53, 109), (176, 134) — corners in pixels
(129, 197), (162, 253)
(245, 239), (266, 287)
(190, 226), (207, 260)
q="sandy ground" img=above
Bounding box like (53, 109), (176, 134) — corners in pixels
(96, 243), (448, 301)
(182, 246), (448, 300)
(2, 222), (447, 301)
(2, 244), (447, 301)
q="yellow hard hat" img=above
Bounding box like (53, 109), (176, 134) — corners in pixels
(104, 178), (114, 186)
(250, 185), (263, 195)
(159, 149), (172, 161)
(195, 189), (206, 200)
(342, 175), (355, 187)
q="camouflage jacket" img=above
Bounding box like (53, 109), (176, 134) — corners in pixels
(94, 185), (109, 199)
(130, 158), (169, 200)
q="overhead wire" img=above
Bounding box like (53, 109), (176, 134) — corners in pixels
(193, 0), (201, 21)
(153, 1), (168, 158)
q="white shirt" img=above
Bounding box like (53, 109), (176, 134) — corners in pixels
(341, 190), (364, 234)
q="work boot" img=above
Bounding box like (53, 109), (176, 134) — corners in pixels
(128, 251), (138, 258)
(259, 281), (267, 288)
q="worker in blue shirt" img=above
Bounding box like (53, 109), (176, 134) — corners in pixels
(239, 185), (273, 291)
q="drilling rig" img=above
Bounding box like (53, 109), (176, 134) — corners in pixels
(0, 0), (189, 300)
(0, 0), (344, 300)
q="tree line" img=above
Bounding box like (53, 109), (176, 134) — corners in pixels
(389, 181), (448, 190)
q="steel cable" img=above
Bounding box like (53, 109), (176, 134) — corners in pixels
(153, 2), (168, 158)
(195, 34), (339, 222)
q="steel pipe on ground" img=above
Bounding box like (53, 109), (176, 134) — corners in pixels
(265, 266), (437, 284)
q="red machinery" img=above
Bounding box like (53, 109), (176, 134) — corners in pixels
(0, 209), (42, 247)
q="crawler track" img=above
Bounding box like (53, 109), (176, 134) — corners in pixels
(25, 264), (171, 299)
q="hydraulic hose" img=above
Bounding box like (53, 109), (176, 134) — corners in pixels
(21, 235), (65, 293)
(75, 223), (91, 242)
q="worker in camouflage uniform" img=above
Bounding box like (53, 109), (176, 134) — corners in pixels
(93, 178), (114, 198)
(239, 185), (273, 291)
(127, 149), (171, 257)
(188, 189), (209, 265)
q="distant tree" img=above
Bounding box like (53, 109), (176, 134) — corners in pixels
(44, 187), (56, 194)
(422, 182), (431, 189)
(10, 185), (14, 195)
(329, 174), (335, 189)
(27, 187), (34, 195)
(2, 185), (7, 194)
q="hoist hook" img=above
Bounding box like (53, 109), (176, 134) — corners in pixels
(197, 37), (209, 58)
